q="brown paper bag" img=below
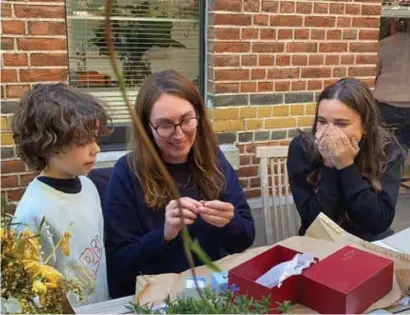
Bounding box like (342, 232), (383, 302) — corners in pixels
(135, 214), (410, 313)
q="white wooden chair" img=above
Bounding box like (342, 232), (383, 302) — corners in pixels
(256, 146), (300, 245)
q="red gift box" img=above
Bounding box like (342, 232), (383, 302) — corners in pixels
(299, 245), (394, 314)
(228, 245), (313, 313)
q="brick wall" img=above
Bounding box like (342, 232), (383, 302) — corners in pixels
(1, 0), (68, 207)
(207, 0), (381, 198)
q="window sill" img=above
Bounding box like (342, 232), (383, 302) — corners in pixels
(94, 144), (240, 170)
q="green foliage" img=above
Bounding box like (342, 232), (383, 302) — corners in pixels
(128, 287), (271, 314)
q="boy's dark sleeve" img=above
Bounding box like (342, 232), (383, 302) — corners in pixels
(218, 150), (255, 253)
(338, 152), (403, 235)
(287, 136), (342, 232)
(103, 158), (172, 298)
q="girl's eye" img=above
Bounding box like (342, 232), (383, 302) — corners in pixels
(335, 122), (346, 127)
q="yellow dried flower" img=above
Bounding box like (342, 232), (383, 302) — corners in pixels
(1, 227), (5, 239)
(59, 232), (71, 256)
(32, 280), (47, 295)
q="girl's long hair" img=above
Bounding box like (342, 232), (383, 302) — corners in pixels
(127, 70), (225, 209)
(301, 78), (401, 192)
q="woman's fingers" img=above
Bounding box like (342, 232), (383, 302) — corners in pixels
(200, 213), (227, 228)
(168, 197), (201, 213)
(168, 217), (195, 226)
(198, 206), (233, 219)
(167, 208), (197, 220)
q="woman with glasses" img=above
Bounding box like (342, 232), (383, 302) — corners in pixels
(103, 70), (255, 298)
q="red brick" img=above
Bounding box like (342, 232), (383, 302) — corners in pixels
(325, 55), (340, 65)
(215, 14), (251, 25)
(246, 144), (256, 154)
(20, 173), (38, 186)
(252, 42), (284, 53)
(18, 38), (66, 51)
(252, 156), (261, 165)
(242, 28), (259, 39)
(14, 5), (65, 18)
(286, 42), (317, 53)
(259, 55), (274, 66)
(237, 144), (246, 153)
(215, 69), (249, 81)
(280, 1), (295, 13)
(2, 21), (25, 34)
(346, 4), (361, 14)
(260, 29), (276, 40)
(20, 69), (68, 82)
(352, 17), (379, 28)
(214, 0), (242, 11)
(296, 2), (312, 14)
(350, 42), (378, 53)
(2, 160), (26, 173)
(362, 78), (375, 89)
(275, 55), (291, 66)
(3, 53), (28, 66)
(1, 70), (18, 83)
(356, 55), (378, 65)
(308, 80), (323, 90)
(214, 55), (240, 67)
(337, 17), (351, 28)
(329, 3), (344, 14)
(314, 2), (328, 14)
(305, 16), (335, 27)
(343, 29), (358, 40)
(250, 177), (261, 188)
(262, 0), (278, 12)
(278, 29), (293, 40)
(1, 175), (18, 188)
(291, 81), (306, 91)
(327, 30), (342, 40)
(341, 55), (355, 65)
(309, 55), (325, 66)
(28, 21), (65, 35)
(1, 3), (12, 17)
(361, 4), (381, 15)
(242, 55), (258, 66)
(333, 67), (347, 77)
(245, 189), (261, 199)
(251, 69), (266, 80)
(348, 66), (376, 77)
(270, 15), (303, 27)
(292, 55), (308, 66)
(275, 81), (291, 91)
(7, 189), (25, 202)
(30, 53), (67, 66)
(1, 38), (14, 50)
(258, 81), (274, 92)
(215, 28), (240, 40)
(359, 29), (380, 40)
(301, 68), (332, 78)
(6, 85), (30, 98)
(324, 79), (338, 88)
(243, 0), (260, 12)
(295, 29), (309, 40)
(311, 29), (325, 40)
(215, 83), (239, 93)
(254, 14), (269, 26)
(215, 42), (250, 53)
(319, 43), (348, 53)
(241, 82), (257, 92)
(268, 68), (299, 79)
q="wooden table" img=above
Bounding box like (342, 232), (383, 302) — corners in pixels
(75, 230), (410, 314)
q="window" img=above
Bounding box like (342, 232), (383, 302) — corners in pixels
(65, 0), (204, 150)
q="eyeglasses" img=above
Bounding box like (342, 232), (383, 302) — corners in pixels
(149, 117), (199, 138)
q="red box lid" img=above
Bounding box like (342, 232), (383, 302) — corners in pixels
(300, 246), (394, 314)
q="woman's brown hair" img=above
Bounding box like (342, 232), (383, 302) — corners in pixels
(128, 69), (225, 209)
(301, 78), (401, 192)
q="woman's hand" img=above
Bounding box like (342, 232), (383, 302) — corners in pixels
(326, 126), (360, 170)
(198, 200), (234, 228)
(315, 125), (334, 168)
(164, 197), (201, 242)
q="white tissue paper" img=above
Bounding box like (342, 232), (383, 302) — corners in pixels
(255, 253), (315, 288)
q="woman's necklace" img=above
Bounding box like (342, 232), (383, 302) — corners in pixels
(178, 174), (192, 188)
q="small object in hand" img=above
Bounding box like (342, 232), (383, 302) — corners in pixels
(184, 276), (207, 299)
(211, 271), (228, 293)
